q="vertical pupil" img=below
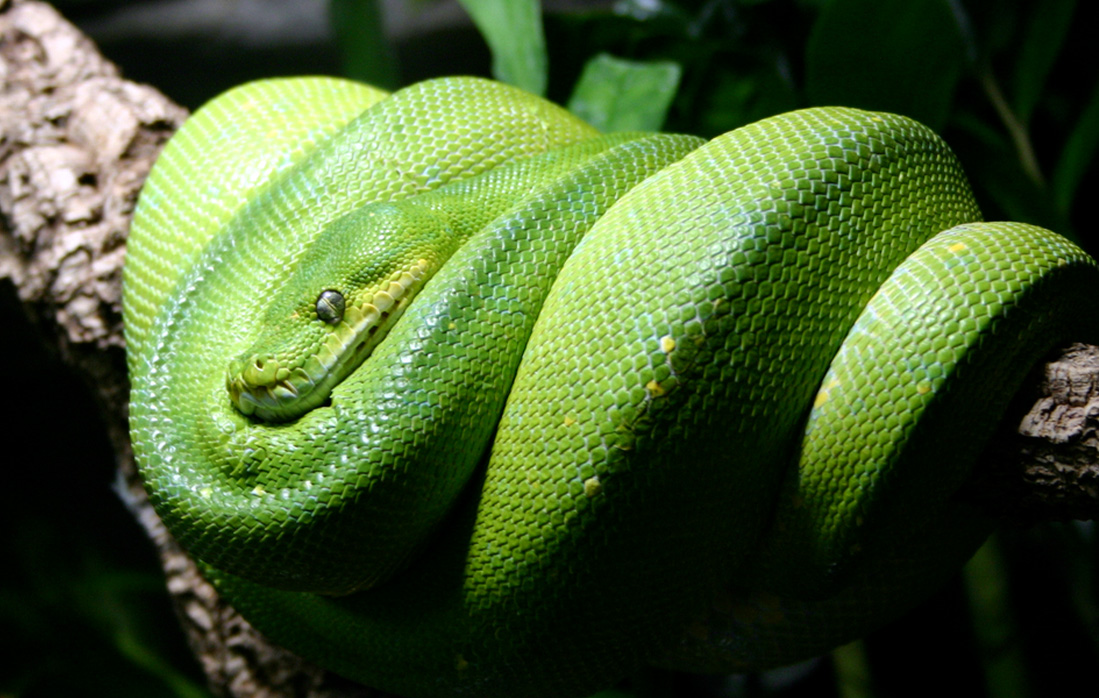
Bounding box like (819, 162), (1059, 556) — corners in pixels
(316, 290), (345, 324)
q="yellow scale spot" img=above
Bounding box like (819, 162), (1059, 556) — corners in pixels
(563, 415), (576, 427)
(917, 381), (932, 395)
(660, 335), (676, 353)
(200, 487), (213, 499)
(948, 242), (968, 253)
(252, 485), (265, 496)
(584, 476), (602, 498)
(646, 380), (665, 397)
(813, 378), (840, 408)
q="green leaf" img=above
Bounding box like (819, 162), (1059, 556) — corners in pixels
(832, 640), (873, 698)
(805, 0), (965, 130)
(964, 538), (1031, 698)
(1052, 76), (1099, 216)
(1012, 0), (1076, 125)
(688, 61), (800, 138)
(458, 0), (547, 95)
(329, 0), (399, 89)
(567, 53), (682, 132)
(950, 109), (1065, 234)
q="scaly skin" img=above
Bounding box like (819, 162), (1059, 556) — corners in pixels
(124, 76), (1099, 698)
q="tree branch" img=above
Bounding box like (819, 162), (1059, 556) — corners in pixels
(1, 2), (372, 697)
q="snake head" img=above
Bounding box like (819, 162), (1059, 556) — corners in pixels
(226, 203), (451, 422)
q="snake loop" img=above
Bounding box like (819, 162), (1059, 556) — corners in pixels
(124, 76), (1099, 697)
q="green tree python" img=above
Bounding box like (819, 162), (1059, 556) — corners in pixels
(123, 76), (1099, 697)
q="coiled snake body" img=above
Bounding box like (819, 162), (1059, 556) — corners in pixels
(124, 77), (1098, 697)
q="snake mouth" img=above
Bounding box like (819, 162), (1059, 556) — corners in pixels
(226, 355), (317, 419)
(227, 259), (430, 422)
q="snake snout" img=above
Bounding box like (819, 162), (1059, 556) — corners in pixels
(226, 353), (316, 421)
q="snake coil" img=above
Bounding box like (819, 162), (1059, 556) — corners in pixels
(124, 76), (1098, 698)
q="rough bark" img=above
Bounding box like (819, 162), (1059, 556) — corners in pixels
(0, 1), (1095, 697)
(1, 1), (373, 697)
(964, 342), (1099, 522)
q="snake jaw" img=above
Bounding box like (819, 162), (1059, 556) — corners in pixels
(226, 356), (314, 419)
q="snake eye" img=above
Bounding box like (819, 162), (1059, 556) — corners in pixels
(315, 290), (345, 325)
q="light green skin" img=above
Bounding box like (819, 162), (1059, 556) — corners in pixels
(124, 76), (1099, 697)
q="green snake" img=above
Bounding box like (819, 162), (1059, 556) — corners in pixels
(123, 76), (1099, 697)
